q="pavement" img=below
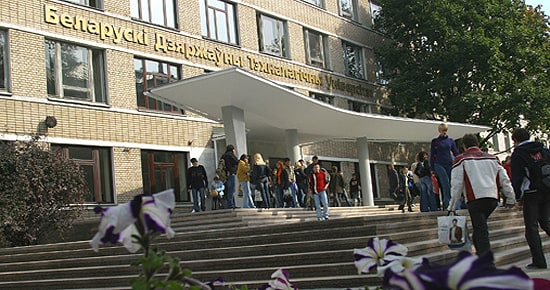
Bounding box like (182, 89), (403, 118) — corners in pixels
(513, 253), (550, 281)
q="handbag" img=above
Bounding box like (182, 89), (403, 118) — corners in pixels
(437, 213), (469, 250)
(210, 188), (219, 197)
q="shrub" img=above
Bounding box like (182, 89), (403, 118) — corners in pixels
(0, 136), (87, 247)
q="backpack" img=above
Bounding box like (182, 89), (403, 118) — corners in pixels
(524, 149), (550, 192)
(216, 158), (228, 182)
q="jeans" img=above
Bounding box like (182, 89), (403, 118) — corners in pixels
(419, 176), (438, 212)
(297, 182), (308, 207)
(434, 163), (460, 210)
(240, 181), (255, 208)
(276, 185), (284, 208)
(256, 178), (271, 208)
(467, 198), (498, 256)
(313, 190), (329, 220)
(191, 187), (206, 212)
(523, 191), (550, 267)
(290, 182), (300, 208)
(226, 174), (237, 208)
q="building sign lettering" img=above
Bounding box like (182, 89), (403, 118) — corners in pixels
(43, 4), (371, 97)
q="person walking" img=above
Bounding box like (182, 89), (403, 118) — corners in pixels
(349, 173), (361, 206)
(387, 164), (399, 201)
(222, 144), (239, 209)
(187, 158), (208, 212)
(329, 166), (352, 207)
(309, 163), (330, 221)
(294, 160), (308, 207)
(413, 151), (439, 212)
(431, 123), (460, 210)
(448, 134), (515, 257)
(510, 128), (550, 269)
(397, 166), (413, 213)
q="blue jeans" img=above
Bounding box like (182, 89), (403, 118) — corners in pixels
(523, 191), (550, 267)
(240, 181), (255, 208)
(419, 176), (438, 212)
(256, 178), (271, 208)
(467, 198), (498, 256)
(226, 174), (237, 208)
(191, 187), (206, 212)
(434, 163), (460, 210)
(291, 182), (300, 208)
(313, 190), (329, 220)
(275, 185), (285, 208)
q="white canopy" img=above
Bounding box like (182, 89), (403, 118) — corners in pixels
(149, 68), (489, 144)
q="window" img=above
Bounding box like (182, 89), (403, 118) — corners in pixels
(302, 0), (324, 8)
(342, 41), (364, 79)
(339, 0), (358, 21)
(310, 92), (334, 105)
(304, 29), (328, 69)
(348, 100), (370, 113)
(64, 0), (102, 9)
(141, 150), (189, 202)
(200, 0), (238, 45)
(258, 14), (289, 58)
(376, 60), (389, 84)
(135, 58), (183, 113)
(370, 1), (381, 25)
(130, 0), (177, 29)
(0, 30), (8, 92)
(45, 40), (107, 103)
(52, 145), (114, 203)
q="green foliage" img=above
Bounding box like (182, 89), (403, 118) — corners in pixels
(0, 137), (87, 247)
(374, 0), (550, 139)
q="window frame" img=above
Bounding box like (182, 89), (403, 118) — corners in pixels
(369, 1), (381, 25)
(304, 29), (329, 69)
(63, 0), (103, 9)
(130, 0), (178, 29)
(310, 92), (334, 105)
(52, 145), (114, 204)
(200, 0), (239, 45)
(339, 0), (358, 21)
(301, 0), (325, 8)
(258, 14), (289, 58)
(342, 41), (365, 79)
(348, 100), (371, 113)
(141, 150), (189, 202)
(0, 30), (10, 93)
(135, 57), (183, 114)
(45, 40), (107, 104)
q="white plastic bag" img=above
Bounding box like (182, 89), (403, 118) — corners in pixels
(437, 214), (468, 247)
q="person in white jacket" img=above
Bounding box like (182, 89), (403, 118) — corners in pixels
(448, 134), (515, 257)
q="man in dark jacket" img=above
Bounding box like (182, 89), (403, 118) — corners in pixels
(187, 158), (208, 212)
(222, 144), (239, 209)
(511, 128), (550, 269)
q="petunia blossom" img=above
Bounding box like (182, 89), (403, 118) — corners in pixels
(259, 268), (298, 290)
(354, 237), (408, 274)
(377, 256), (424, 278)
(387, 251), (534, 290)
(89, 189), (175, 253)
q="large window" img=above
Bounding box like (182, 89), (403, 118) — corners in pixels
(45, 40), (107, 103)
(64, 0), (102, 9)
(130, 0), (177, 29)
(302, 0), (324, 8)
(200, 0), (238, 45)
(258, 14), (289, 58)
(0, 30), (8, 92)
(342, 41), (364, 79)
(376, 60), (389, 85)
(348, 100), (370, 113)
(370, 1), (381, 25)
(135, 58), (182, 113)
(339, 0), (358, 21)
(52, 145), (114, 203)
(310, 92), (334, 105)
(141, 150), (189, 202)
(304, 29), (328, 69)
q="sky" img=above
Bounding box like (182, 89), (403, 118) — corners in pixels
(525, 0), (550, 14)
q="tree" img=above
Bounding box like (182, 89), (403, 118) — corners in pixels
(374, 0), (550, 141)
(0, 137), (87, 247)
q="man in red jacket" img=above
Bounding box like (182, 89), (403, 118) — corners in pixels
(309, 163), (330, 221)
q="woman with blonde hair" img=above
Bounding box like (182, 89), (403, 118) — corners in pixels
(237, 154), (255, 208)
(251, 153), (272, 208)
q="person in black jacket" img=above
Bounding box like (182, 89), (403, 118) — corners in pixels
(222, 144), (239, 209)
(187, 158), (208, 212)
(511, 128), (550, 269)
(414, 151), (439, 212)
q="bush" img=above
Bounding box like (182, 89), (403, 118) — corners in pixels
(0, 137), (88, 247)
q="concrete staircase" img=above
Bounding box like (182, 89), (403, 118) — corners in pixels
(0, 206), (548, 289)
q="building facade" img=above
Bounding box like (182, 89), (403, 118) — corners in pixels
(1, 0), (439, 206)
